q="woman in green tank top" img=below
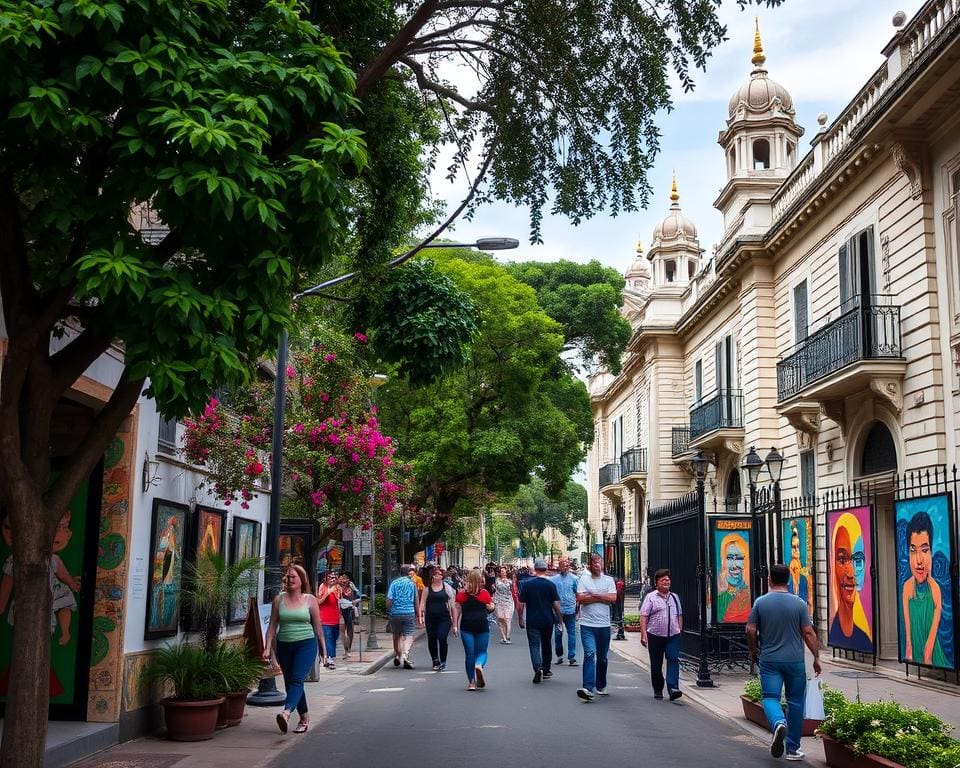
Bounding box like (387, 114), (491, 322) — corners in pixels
(263, 564), (326, 734)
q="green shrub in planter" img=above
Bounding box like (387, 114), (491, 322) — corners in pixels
(818, 700), (960, 768)
(141, 643), (227, 701)
(208, 643), (264, 693)
(741, 677), (848, 717)
(623, 613), (641, 626)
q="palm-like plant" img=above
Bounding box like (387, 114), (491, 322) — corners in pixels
(183, 550), (263, 651)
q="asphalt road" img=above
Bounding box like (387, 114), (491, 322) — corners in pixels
(268, 618), (774, 767)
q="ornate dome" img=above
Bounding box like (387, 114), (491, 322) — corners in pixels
(652, 175), (697, 243)
(727, 21), (795, 119)
(625, 239), (650, 279)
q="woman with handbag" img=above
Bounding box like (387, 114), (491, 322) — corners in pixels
(454, 569), (495, 690)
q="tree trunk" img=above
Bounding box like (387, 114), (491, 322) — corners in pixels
(0, 496), (54, 768)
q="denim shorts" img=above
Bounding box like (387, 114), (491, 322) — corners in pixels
(390, 615), (416, 636)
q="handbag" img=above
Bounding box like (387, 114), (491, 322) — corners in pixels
(803, 678), (825, 720)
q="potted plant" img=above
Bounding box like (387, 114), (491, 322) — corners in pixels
(623, 613), (642, 632)
(817, 700), (960, 768)
(740, 677), (846, 736)
(140, 643), (227, 741)
(182, 550), (264, 729)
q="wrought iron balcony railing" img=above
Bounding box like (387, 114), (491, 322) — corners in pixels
(689, 389), (743, 441)
(671, 427), (690, 457)
(599, 461), (621, 490)
(620, 446), (647, 478)
(777, 297), (902, 402)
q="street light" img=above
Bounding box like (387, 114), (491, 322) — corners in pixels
(742, 446), (785, 598)
(692, 450), (714, 687)
(613, 504), (627, 641)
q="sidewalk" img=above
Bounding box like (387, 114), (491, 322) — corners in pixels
(610, 629), (960, 766)
(61, 618), (419, 768)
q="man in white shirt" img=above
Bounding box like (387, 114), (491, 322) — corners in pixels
(575, 554), (618, 701)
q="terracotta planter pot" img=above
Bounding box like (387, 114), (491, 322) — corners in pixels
(821, 734), (906, 768)
(624, 625), (643, 632)
(739, 695), (822, 737)
(162, 697), (225, 741)
(217, 691), (250, 728)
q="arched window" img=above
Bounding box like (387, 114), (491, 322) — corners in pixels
(753, 138), (770, 169)
(665, 260), (676, 282)
(725, 470), (742, 512)
(786, 140), (796, 168)
(859, 421), (898, 476)
(728, 147), (736, 176)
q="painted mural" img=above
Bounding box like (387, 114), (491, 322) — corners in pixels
(145, 500), (188, 640)
(783, 516), (814, 619)
(711, 518), (752, 624)
(895, 494), (957, 670)
(228, 517), (262, 624)
(827, 505), (875, 655)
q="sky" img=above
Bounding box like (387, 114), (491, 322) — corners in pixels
(423, 0), (927, 275)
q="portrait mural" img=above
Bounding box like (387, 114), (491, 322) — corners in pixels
(228, 517), (262, 624)
(827, 506), (875, 654)
(195, 506), (226, 558)
(711, 518), (752, 624)
(145, 499), (188, 640)
(895, 494), (956, 670)
(782, 516), (814, 619)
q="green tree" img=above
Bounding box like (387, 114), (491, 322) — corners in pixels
(377, 251), (593, 550)
(506, 259), (632, 374)
(505, 478), (588, 557)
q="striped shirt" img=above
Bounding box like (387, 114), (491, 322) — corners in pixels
(639, 590), (682, 637)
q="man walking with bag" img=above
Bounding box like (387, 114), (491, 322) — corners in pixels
(746, 563), (822, 761)
(639, 568), (683, 701)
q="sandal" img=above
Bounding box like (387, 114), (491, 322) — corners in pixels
(467, 682), (477, 691)
(294, 721), (309, 734)
(276, 712), (289, 734)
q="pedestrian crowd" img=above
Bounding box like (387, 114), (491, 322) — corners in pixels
(263, 549), (819, 763)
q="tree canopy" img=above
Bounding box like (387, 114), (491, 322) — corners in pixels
(501, 478), (588, 558)
(506, 259), (632, 374)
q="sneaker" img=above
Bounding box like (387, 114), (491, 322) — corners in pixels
(505, 638), (512, 644)
(439, 663), (447, 671)
(499, 638), (507, 644)
(785, 750), (805, 762)
(326, 661), (335, 670)
(432, 661), (441, 671)
(668, 688), (682, 701)
(567, 659), (578, 667)
(542, 670), (554, 679)
(556, 657), (564, 665)
(654, 691), (664, 700)
(596, 688), (608, 696)
(393, 656), (400, 667)
(402, 657), (414, 670)
(771, 722), (787, 759)
(576, 687), (595, 701)
(533, 669), (543, 684)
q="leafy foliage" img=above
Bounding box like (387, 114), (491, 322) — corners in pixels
(182, 551), (263, 652)
(140, 643), (227, 702)
(501, 478), (588, 557)
(506, 260), (632, 374)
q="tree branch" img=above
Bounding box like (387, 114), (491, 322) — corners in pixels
(48, 325), (113, 398)
(356, 1), (442, 98)
(398, 56), (494, 114)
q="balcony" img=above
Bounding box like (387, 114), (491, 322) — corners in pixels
(688, 389), (743, 456)
(671, 427), (690, 458)
(598, 461), (624, 501)
(777, 298), (905, 408)
(619, 446), (647, 490)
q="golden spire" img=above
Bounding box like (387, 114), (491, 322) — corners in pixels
(635, 238), (644, 255)
(669, 171), (679, 203)
(752, 17), (766, 68)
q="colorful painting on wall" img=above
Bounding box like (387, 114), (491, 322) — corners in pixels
(782, 516), (815, 619)
(895, 494), (956, 670)
(711, 518), (752, 624)
(145, 500), (188, 640)
(228, 517), (262, 624)
(195, 506), (226, 558)
(826, 505), (875, 654)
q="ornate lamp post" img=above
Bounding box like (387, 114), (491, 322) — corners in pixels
(692, 450), (714, 687)
(742, 446), (785, 597)
(613, 504), (626, 641)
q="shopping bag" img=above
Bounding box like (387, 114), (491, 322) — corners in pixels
(804, 678), (825, 720)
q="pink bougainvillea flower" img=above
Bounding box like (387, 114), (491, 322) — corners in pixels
(353, 332), (368, 343)
(324, 353), (336, 362)
(327, 456), (338, 465)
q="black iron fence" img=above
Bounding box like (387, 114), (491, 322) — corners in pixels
(689, 389), (743, 440)
(672, 426), (690, 457)
(599, 461), (621, 489)
(620, 446), (647, 477)
(777, 296), (902, 401)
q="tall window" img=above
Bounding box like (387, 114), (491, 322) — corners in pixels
(694, 359), (703, 403)
(786, 140), (796, 168)
(158, 415), (177, 453)
(800, 450), (816, 498)
(714, 335), (734, 392)
(665, 260), (676, 282)
(611, 415), (624, 460)
(753, 138), (770, 169)
(839, 225), (876, 312)
(793, 280), (808, 343)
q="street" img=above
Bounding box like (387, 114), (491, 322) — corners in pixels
(268, 620), (772, 766)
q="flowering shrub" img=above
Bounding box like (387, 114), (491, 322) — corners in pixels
(182, 322), (411, 527)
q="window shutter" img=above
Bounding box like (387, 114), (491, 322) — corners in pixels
(838, 243), (850, 309)
(800, 451), (816, 498)
(793, 280), (808, 342)
(694, 360), (703, 403)
(714, 341), (723, 393)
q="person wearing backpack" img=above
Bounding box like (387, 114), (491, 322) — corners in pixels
(639, 568), (684, 701)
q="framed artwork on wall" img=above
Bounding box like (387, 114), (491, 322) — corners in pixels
(710, 517), (753, 625)
(782, 516), (815, 620)
(195, 506), (226, 559)
(894, 493), (957, 670)
(826, 505), (875, 655)
(145, 499), (188, 640)
(228, 517), (262, 625)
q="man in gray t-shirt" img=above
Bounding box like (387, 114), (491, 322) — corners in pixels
(746, 563), (821, 762)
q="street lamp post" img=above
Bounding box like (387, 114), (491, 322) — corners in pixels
(742, 446), (785, 598)
(613, 504), (626, 641)
(692, 450), (714, 687)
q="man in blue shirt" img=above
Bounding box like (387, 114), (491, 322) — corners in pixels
(518, 560), (562, 684)
(387, 565), (419, 669)
(550, 558), (579, 666)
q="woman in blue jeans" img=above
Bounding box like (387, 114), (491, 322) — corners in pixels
(264, 564), (327, 734)
(454, 570), (494, 690)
